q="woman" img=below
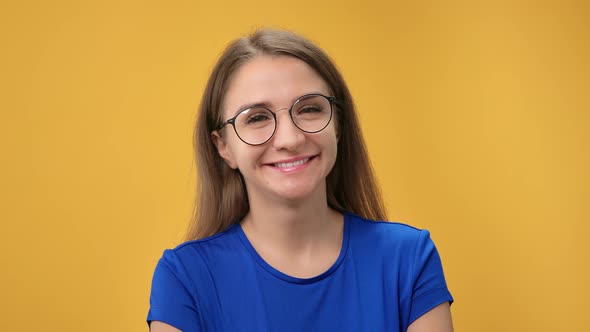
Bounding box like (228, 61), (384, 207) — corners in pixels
(148, 29), (454, 332)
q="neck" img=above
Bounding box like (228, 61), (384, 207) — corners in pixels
(241, 186), (343, 253)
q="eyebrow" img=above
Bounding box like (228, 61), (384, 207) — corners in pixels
(232, 101), (271, 117)
(231, 91), (329, 117)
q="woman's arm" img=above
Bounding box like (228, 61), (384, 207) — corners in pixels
(407, 302), (453, 332)
(150, 321), (182, 332)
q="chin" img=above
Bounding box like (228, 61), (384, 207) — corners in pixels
(271, 183), (324, 202)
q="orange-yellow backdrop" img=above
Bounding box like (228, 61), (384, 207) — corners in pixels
(1, 0), (588, 331)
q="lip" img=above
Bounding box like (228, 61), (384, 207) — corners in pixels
(264, 154), (318, 172)
(265, 154), (317, 165)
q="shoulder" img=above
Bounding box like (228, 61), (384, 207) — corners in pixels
(158, 224), (243, 273)
(346, 212), (429, 246)
(176, 223), (241, 252)
(148, 229), (244, 332)
(344, 212), (438, 265)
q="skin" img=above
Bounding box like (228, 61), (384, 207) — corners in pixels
(214, 55), (342, 279)
(151, 55), (453, 331)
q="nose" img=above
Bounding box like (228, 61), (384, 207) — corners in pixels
(271, 108), (305, 151)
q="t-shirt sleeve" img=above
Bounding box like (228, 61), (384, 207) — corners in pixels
(408, 229), (454, 325)
(147, 249), (201, 332)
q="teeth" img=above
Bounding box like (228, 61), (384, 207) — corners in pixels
(274, 158), (310, 168)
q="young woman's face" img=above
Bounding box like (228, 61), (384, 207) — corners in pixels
(213, 55), (338, 204)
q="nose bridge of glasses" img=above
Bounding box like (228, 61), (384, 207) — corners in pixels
(272, 106), (290, 115)
(270, 106), (295, 124)
(272, 106), (299, 130)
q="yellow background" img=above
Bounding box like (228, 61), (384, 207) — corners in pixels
(1, 0), (588, 331)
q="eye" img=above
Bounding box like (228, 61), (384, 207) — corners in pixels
(240, 109), (273, 126)
(246, 113), (271, 124)
(297, 106), (323, 114)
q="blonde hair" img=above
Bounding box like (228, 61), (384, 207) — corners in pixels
(186, 29), (387, 240)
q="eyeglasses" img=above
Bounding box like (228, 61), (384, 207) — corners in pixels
(217, 93), (336, 146)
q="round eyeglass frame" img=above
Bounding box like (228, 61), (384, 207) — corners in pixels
(216, 93), (337, 146)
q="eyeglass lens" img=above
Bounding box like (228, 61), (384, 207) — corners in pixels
(233, 95), (332, 145)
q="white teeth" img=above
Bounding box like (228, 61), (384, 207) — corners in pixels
(274, 158), (310, 168)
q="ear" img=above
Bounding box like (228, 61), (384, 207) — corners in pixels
(211, 131), (238, 169)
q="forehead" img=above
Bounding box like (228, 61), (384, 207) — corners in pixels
(222, 55), (331, 115)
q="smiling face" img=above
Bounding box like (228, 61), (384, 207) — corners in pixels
(212, 55), (339, 205)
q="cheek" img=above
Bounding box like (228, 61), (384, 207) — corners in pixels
(331, 113), (340, 139)
(321, 130), (339, 165)
(220, 134), (245, 169)
(327, 123), (339, 146)
(229, 143), (264, 170)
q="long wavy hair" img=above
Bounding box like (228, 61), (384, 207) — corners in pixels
(186, 29), (387, 240)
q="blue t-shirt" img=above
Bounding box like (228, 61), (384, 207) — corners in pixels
(147, 213), (453, 331)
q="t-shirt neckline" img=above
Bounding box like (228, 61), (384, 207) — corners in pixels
(234, 212), (351, 285)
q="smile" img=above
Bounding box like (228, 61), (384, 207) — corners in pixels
(273, 158), (310, 168)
